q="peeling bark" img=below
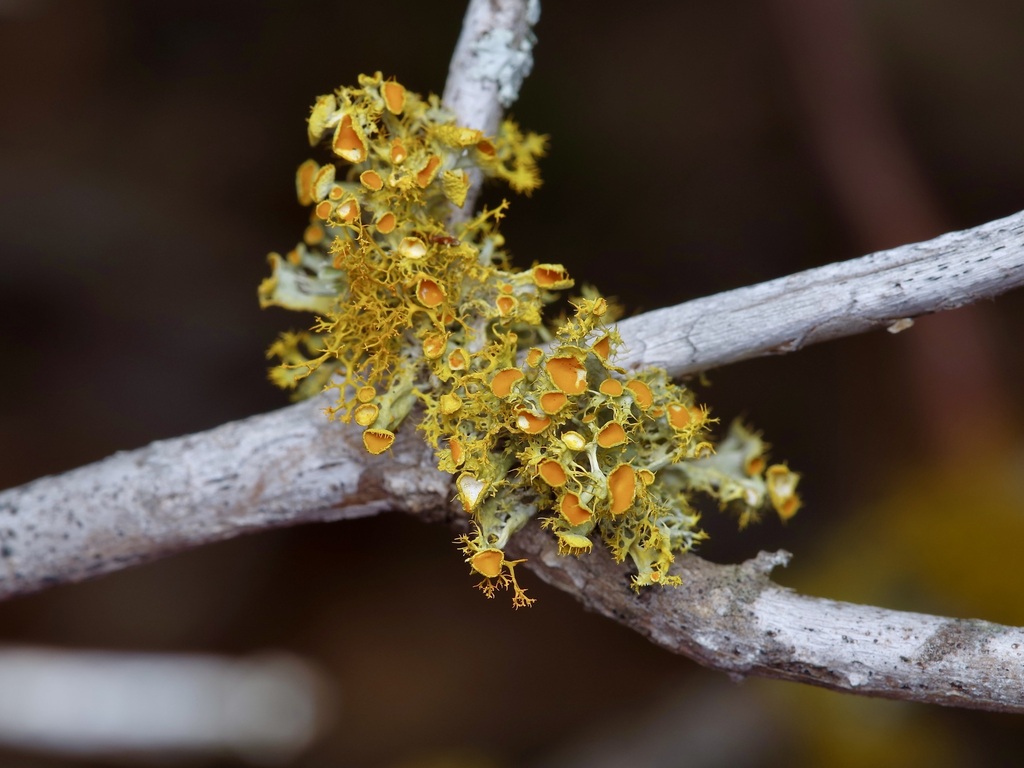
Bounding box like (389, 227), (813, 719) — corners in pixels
(511, 531), (1024, 713)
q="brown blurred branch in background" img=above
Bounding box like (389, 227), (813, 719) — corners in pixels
(767, 0), (1019, 461)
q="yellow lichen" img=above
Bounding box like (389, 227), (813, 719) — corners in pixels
(546, 356), (588, 395)
(363, 429), (394, 455)
(559, 493), (592, 525)
(491, 368), (524, 398)
(262, 74), (801, 607)
(538, 460), (568, 488)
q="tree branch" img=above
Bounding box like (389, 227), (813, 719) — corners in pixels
(444, 0), (540, 136)
(0, 648), (326, 759)
(443, 0), (540, 222)
(510, 532), (1024, 715)
(0, 395), (444, 598)
(2, 211), (1023, 711)
(2, 0), (1024, 715)
(614, 209), (1024, 376)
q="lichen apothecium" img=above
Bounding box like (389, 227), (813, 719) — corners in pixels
(261, 73), (801, 607)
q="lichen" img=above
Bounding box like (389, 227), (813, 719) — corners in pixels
(261, 73), (801, 606)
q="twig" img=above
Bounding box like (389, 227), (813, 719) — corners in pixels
(0, 396), (444, 598)
(443, 0), (540, 223)
(443, 0), (540, 136)
(5, 211), (1020, 601)
(614, 208), (1024, 376)
(510, 531), (1024, 715)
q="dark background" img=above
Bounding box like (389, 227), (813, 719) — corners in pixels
(1, 1), (1023, 765)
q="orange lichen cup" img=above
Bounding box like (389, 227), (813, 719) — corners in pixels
(608, 464), (636, 515)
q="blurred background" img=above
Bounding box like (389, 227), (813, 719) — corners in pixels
(1, 0), (1024, 765)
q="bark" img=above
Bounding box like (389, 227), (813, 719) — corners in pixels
(616, 209), (1024, 376)
(511, 534), (1024, 714)
(0, 648), (324, 758)
(0, 396), (444, 598)
(443, 0), (540, 223)
(2, 209), (1024, 713)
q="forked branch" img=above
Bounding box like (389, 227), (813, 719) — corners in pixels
(1, 0), (1022, 715)
(2, 203), (1022, 710)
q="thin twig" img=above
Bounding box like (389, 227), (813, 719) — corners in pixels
(443, 0), (540, 223)
(510, 531), (1024, 715)
(5, 211), (1021, 600)
(444, 0), (540, 136)
(0, 395), (443, 599)
(614, 209), (1024, 377)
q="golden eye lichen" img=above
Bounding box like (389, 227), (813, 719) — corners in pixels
(261, 72), (801, 607)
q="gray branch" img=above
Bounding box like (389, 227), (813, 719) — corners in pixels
(443, 0), (540, 223)
(510, 533), (1024, 715)
(0, 396), (445, 597)
(614, 209), (1024, 376)
(443, 0), (540, 134)
(3, 209), (1023, 712)
(2, 0), (1024, 715)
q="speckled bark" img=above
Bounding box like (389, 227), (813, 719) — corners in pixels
(0, 397), (447, 598)
(443, 0), (540, 224)
(616, 209), (1024, 376)
(443, 0), (540, 136)
(509, 531), (1024, 714)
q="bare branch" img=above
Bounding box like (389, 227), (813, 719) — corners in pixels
(615, 208), (1024, 376)
(5, 386), (1023, 713)
(6, 208), (1020, 599)
(444, 0), (540, 136)
(443, 0), (540, 222)
(509, 530), (1024, 715)
(0, 396), (443, 599)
